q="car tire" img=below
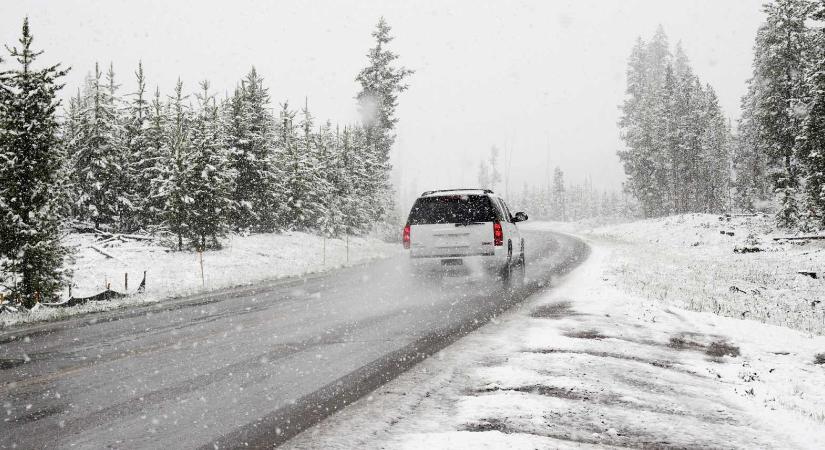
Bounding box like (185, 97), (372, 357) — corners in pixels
(501, 258), (512, 285)
(500, 241), (513, 285)
(514, 253), (526, 289)
(501, 254), (525, 292)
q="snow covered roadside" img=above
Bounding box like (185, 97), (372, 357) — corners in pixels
(284, 236), (825, 449)
(0, 232), (400, 328)
(578, 214), (825, 336)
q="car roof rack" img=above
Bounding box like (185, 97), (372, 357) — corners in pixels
(420, 188), (494, 196)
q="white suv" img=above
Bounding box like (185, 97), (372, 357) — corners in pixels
(402, 189), (528, 286)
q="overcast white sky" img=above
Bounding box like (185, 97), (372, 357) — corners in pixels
(2, 0), (765, 206)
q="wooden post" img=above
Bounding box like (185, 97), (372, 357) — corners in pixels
(124, 273), (128, 291)
(199, 250), (205, 287)
(137, 270), (146, 294)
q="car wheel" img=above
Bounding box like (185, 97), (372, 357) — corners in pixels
(513, 254), (526, 289)
(503, 253), (525, 290)
(500, 239), (510, 276)
(501, 258), (513, 285)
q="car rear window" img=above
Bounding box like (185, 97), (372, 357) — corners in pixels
(407, 195), (499, 225)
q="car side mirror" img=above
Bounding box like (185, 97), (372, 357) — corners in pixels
(513, 212), (528, 222)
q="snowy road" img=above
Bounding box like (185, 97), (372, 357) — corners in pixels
(0, 230), (587, 449)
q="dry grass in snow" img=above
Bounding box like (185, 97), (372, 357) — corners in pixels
(565, 214), (825, 336)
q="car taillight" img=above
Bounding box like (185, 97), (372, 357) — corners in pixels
(493, 221), (503, 246)
(403, 224), (411, 249)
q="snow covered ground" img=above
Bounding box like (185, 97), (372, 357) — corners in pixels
(0, 231), (400, 328)
(285, 220), (825, 449)
(579, 214), (825, 336)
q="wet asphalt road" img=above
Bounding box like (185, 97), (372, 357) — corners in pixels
(0, 230), (587, 449)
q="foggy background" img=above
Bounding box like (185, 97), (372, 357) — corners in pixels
(1, 0), (764, 211)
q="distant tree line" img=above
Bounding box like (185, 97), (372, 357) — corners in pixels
(512, 167), (634, 222)
(475, 147), (633, 222)
(618, 27), (732, 219)
(0, 17), (411, 307)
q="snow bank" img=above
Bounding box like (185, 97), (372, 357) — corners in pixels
(1, 231), (400, 328)
(585, 213), (825, 335)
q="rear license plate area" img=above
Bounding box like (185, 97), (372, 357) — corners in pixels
(441, 258), (463, 266)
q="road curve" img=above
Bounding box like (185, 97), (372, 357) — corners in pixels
(0, 230), (588, 449)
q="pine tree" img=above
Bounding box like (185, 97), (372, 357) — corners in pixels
(276, 102), (308, 230)
(122, 61), (151, 231)
(476, 147), (502, 191)
(677, 73), (706, 212)
(700, 86), (732, 213)
(225, 68), (279, 231)
(647, 26), (672, 84)
(0, 18), (71, 307)
(673, 44), (700, 211)
(62, 89), (86, 219)
(157, 79), (191, 250)
(618, 32), (673, 218)
(316, 122), (344, 237)
(186, 81), (233, 248)
(336, 125), (372, 233)
(295, 102), (331, 229)
(477, 161), (490, 189)
(222, 84), (253, 229)
(733, 81), (770, 211)
(145, 86), (168, 227)
(245, 68), (280, 231)
(74, 62), (121, 228)
(487, 147), (502, 191)
(552, 167), (566, 221)
(102, 63), (134, 232)
(355, 17), (413, 221)
(658, 63), (678, 214)
(751, 0), (815, 227)
(797, 3), (825, 228)
(619, 27), (733, 217)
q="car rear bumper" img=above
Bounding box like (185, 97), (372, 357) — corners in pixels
(408, 243), (501, 259)
(409, 250), (494, 258)
(408, 252), (508, 272)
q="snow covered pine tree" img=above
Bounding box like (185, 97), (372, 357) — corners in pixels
(186, 81), (234, 249)
(797, 3), (825, 228)
(748, 0), (814, 228)
(71, 63), (123, 230)
(355, 17), (413, 223)
(619, 27), (733, 218)
(0, 18), (71, 307)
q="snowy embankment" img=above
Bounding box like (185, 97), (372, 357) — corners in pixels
(285, 220), (825, 449)
(581, 213), (825, 336)
(0, 232), (400, 328)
